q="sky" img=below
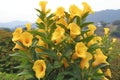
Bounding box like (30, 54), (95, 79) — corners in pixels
(0, 0), (120, 23)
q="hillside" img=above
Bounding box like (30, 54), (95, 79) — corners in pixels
(0, 29), (12, 40)
(0, 21), (29, 30)
(0, 9), (120, 30)
(87, 9), (120, 23)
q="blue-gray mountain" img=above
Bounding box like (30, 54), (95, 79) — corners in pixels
(0, 9), (120, 30)
(87, 9), (120, 23)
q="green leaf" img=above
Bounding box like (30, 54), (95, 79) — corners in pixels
(9, 52), (27, 59)
(82, 35), (94, 43)
(36, 9), (45, 20)
(80, 22), (94, 28)
(14, 64), (32, 69)
(35, 9), (42, 14)
(41, 37), (54, 46)
(36, 23), (45, 29)
(91, 73), (104, 80)
(45, 69), (58, 80)
(47, 13), (55, 20)
(17, 70), (31, 76)
(65, 11), (70, 20)
(87, 43), (99, 53)
(57, 71), (75, 80)
(31, 38), (38, 47)
(36, 47), (57, 60)
(48, 23), (56, 39)
(30, 30), (46, 38)
(81, 12), (89, 20)
(81, 30), (90, 35)
(53, 61), (63, 68)
(30, 47), (38, 61)
(76, 16), (81, 26)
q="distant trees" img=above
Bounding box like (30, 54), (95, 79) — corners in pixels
(111, 20), (120, 37)
(0, 27), (11, 32)
(100, 21), (108, 27)
(112, 20), (120, 25)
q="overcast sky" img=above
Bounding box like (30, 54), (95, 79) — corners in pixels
(0, 0), (120, 23)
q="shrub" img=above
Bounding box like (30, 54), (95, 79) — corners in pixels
(11, 1), (115, 80)
(0, 33), (20, 73)
(112, 20), (120, 25)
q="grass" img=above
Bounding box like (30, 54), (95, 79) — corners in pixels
(110, 38), (120, 80)
(0, 72), (26, 80)
(0, 29), (12, 40)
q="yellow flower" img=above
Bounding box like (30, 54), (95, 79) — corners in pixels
(33, 60), (46, 79)
(82, 2), (94, 15)
(56, 18), (68, 28)
(46, 9), (51, 14)
(36, 18), (43, 24)
(109, 47), (112, 50)
(112, 38), (116, 43)
(12, 33), (22, 42)
(13, 27), (23, 35)
(36, 36), (46, 47)
(88, 36), (102, 47)
(69, 23), (81, 38)
(88, 38), (96, 47)
(37, 29), (45, 33)
(51, 26), (65, 44)
(39, 1), (48, 12)
(96, 36), (102, 42)
(88, 37), (100, 46)
(25, 23), (31, 31)
(102, 76), (109, 80)
(55, 7), (65, 18)
(62, 58), (69, 68)
(69, 4), (82, 18)
(105, 68), (112, 78)
(35, 35), (47, 52)
(80, 52), (92, 69)
(19, 32), (33, 47)
(92, 49), (109, 67)
(104, 28), (109, 35)
(12, 27), (23, 42)
(12, 43), (24, 51)
(87, 24), (96, 36)
(72, 42), (88, 60)
(97, 69), (103, 74)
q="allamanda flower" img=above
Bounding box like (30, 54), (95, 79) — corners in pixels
(33, 60), (46, 79)
(35, 35), (47, 53)
(72, 42), (88, 60)
(112, 38), (116, 43)
(105, 68), (112, 78)
(25, 23), (31, 31)
(51, 26), (65, 44)
(56, 18), (68, 28)
(92, 48), (109, 67)
(104, 28), (109, 35)
(36, 17), (43, 24)
(69, 23), (81, 38)
(80, 52), (93, 69)
(55, 7), (65, 18)
(39, 1), (48, 12)
(19, 32), (33, 47)
(12, 27), (23, 42)
(12, 43), (25, 51)
(87, 24), (96, 36)
(82, 2), (94, 15)
(69, 4), (82, 18)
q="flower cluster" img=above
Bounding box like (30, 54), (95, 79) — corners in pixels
(12, 1), (116, 80)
